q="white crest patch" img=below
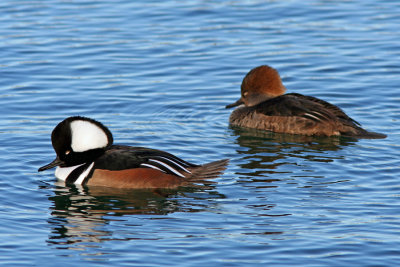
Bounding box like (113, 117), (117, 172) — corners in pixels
(70, 120), (109, 152)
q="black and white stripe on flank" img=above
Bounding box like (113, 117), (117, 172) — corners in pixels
(140, 155), (193, 177)
(152, 156), (192, 173)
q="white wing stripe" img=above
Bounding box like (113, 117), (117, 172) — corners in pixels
(154, 156), (192, 173)
(148, 159), (185, 177)
(304, 113), (321, 121)
(140, 163), (163, 172)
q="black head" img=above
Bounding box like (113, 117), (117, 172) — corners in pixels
(38, 116), (113, 171)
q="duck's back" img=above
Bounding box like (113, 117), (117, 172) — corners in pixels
(85, 145), (229, 188)
(229, 93), (386, 138)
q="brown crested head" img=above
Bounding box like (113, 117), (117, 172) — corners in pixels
(240, 65), (286, 106)
(226, 65), (287, 109)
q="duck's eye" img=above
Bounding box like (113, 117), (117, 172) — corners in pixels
(65, 150), (71, 155)
(243, 91), (248, 97)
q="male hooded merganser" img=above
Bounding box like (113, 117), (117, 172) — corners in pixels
(226, 65), (386, 138)
(38, 116), (229, 188)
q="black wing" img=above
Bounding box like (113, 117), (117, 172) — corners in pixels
(255, 93), (359, 126)
(94, 145), (198, 177)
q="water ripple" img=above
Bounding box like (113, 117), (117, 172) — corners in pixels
(1, 0), (399, 266)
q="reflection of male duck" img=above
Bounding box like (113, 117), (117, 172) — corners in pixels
(227, 65), (386, 138)
(46, 183), (225, 248)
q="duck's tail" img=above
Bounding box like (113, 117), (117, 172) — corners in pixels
(342, 126), (387, 139)
(358, 131), (387, 139)
(186, 159), (229, 181)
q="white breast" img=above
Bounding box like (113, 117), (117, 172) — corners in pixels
(55, 162), (94, 184)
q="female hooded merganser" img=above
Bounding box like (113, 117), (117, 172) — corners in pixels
(38, 116), (229, 188)
(226, 65), (386, 139)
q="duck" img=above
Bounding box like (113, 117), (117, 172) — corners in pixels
(38, 116), (229, 188)
(226, 65), (386, 138)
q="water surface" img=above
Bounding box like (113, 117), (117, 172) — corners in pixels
(1, 0), (399, 266)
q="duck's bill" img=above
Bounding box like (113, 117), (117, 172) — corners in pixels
(225, 98), (244, 109)
(38, 157), (64, 172)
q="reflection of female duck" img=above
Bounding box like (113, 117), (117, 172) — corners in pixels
(226, 65), (386, 138)
(230, 127), (356, 178)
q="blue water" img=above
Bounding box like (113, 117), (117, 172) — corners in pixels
(1, 0), (399, 266)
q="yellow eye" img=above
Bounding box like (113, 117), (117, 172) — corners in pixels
(243, 91), (248, 97)
(65, 150), (71, 155)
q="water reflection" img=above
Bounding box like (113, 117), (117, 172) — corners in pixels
(230, 127), (357, 179)
(45, 182), (224, 250)
(228, 127), (357, 223)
